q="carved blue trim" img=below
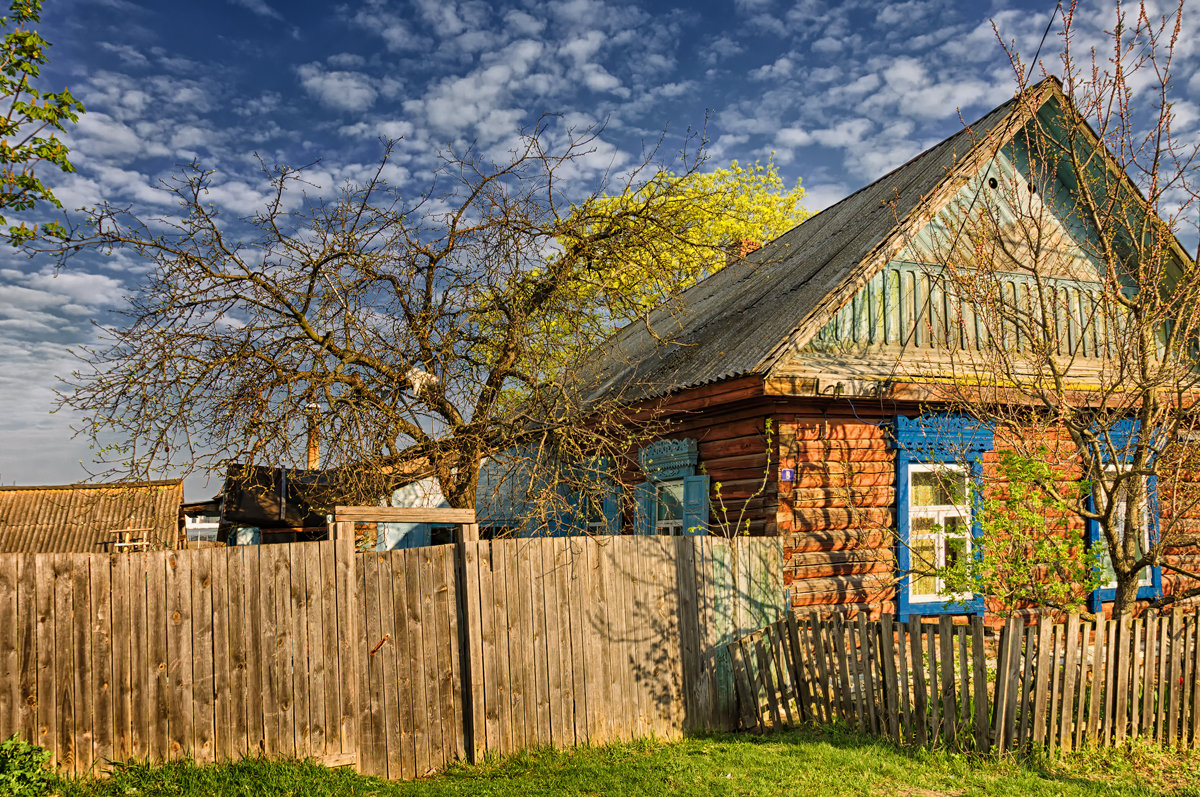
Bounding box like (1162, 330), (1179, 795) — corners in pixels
(889, 413), (994, 459)
(639, 438), (699, 481)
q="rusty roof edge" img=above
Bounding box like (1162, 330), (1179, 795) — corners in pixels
(0, 478), (184, 492)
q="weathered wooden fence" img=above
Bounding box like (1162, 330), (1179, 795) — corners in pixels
(0, 535), (784, 778)
(728, 609), (1200, 753)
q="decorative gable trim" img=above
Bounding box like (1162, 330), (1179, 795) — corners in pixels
(639, 438), (698, 481)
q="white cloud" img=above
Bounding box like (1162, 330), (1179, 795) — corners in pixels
(228, 0), (283, 20)
(296, 63), (378, 113)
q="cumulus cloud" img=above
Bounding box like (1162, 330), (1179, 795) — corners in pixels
(296, 63), (378, 112)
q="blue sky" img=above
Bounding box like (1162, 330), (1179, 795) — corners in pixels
(1, 0), (1196, 495)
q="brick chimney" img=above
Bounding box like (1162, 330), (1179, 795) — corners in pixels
(726, 238), (761, 267)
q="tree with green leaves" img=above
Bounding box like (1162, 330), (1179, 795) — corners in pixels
(0, 0), (83, 244)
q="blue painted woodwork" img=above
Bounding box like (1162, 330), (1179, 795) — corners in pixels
(889, 413), (991, 620)
(682, 475), (710, 536)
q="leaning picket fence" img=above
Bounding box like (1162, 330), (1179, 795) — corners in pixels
(727, 609), (1200, 753)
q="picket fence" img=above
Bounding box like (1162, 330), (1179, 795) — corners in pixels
(0, 534), (785, 779)
(728, 609), (1200, 752)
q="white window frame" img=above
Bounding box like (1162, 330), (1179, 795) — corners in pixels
(655, 480), (685, 536)
(1096, 466), (1152, 591)
(907, 463), (973, 604)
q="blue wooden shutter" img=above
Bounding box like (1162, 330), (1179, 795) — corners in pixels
(602, 482), (621, 534)
(682, 475), (710, 536)
(634, 482), (654, 535)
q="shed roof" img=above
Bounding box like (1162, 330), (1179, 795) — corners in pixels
(0, 479), (184, 553)
(581, 83), (1043, 404)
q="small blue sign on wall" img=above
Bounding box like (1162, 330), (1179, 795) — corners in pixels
(779, 468), (795, 483)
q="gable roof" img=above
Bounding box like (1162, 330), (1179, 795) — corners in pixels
(582, 81), (1056, 404)
(0, 479), (183, 553)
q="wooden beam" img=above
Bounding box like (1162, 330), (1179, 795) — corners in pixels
(333, 507), (477, 524)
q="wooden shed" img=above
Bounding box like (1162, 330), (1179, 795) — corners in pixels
(0, 479), (183, 553)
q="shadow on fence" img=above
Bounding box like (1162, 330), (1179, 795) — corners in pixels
(727, 609), (1200, 753)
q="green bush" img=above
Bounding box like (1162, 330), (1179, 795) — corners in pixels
(0, 735), (54, 797)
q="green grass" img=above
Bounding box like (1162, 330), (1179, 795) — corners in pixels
(53, 724), (1200, 796)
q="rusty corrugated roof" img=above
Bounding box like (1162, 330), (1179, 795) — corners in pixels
(0, 479), (183, 553)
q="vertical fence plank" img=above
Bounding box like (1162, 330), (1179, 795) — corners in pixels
(880, 616), (899, 742)
(192, 549), (215, 763)
(937, 617), (956, 749)
(909, 617), (928, 746)
(16, 557), (37, 747)
(1129, 614), (1143, 740)
(1032, 616), (1052, 746)
(378, 553), (403, 780)
(970, 616), (988, 753)
(1087, 614), (1105, 746)
(1059, 613), (1079, 752)
(808, 611), (832, 724)
(1115, 614), (1131, 745)
(897, 620), (912, 744)
(0, 557), (18, 742)
(90, 555), (114, 770)
(927, 624), (940, 745)
(70, 555), (93, 775)
(1142, 611), (1158, 743)
(210, 550), (231, 762)
(243, 546), (266, 757)
(1046, 624), (1061, 756)
(302, 544), (326, 761)
(1016, 624), (1036, 748)
(109, 556), (131, 761)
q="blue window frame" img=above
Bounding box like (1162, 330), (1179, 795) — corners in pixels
(633, 438), (710, 536)
(1085, 419), (1162, 611)
(890, 413), (993, 621)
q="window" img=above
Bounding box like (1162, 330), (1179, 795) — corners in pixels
(634, 438), (709, 536)
(889, 413), (992, 620)
(655, 480), (685, 536)
(1095, 469), (1152, 590)
(907, 464), (972, 603)
(1084, 420), (1161, 610)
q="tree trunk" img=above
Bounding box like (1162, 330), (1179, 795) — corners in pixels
(1112, 574), (1140, 619)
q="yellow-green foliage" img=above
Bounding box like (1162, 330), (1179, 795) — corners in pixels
(561, 158), (809, 325)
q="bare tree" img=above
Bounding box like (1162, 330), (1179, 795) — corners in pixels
(50, 123), (744, 517)
(906, 1), (1200, 615)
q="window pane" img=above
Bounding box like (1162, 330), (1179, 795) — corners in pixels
(911, 537), (938, 597)
(912, 469), (967, 506)
(657, 481), (684, 522)
(945, 535), (968, 570)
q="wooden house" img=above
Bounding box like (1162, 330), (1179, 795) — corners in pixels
(557, 76), (1196, 621)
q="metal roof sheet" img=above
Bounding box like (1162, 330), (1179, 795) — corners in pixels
(0, 479), (183, 552)
(580, 91), (1026, 404)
